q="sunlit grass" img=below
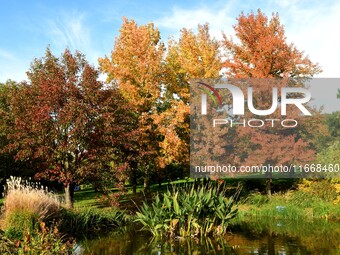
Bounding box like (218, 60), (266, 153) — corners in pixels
(234, 189), (340, 222)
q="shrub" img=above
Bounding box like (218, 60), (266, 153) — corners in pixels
(0, 230), (16, 254)
(309, 180), (338, 202)
(3, 210), (38, 240)
(134, 183), (240, 237)
(12, 223), (75, 255)
(243, 192), (268, 206)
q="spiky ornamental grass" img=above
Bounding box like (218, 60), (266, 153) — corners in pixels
(1, 176), (61, 234)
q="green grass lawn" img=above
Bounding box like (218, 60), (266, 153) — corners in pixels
(70, 177), (248, 210)
(73, 178), (196, 211)
(4, 178), (337, 220)
(73, 188), (101, 209)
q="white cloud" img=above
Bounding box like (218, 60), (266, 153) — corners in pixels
(0, 49), (29, 82)
(0, 59), (28, 82)
(44, 11), (100, 65)
(0, 11), (101, 83)
(46, 12), (89, 49)
(273, 0), (301, 8)
(0, 49), (15, 61)
(279, 2), (340, 77)
(155, 2), (236, 40)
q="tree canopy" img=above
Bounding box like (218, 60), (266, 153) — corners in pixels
(0, 10), (332, 202)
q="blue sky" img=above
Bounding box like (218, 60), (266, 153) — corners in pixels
(0, 0), (339, 111)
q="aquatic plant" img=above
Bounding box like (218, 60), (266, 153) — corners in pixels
(135, 183), (240, 237)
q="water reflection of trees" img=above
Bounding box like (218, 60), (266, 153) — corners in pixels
(229, 219), (340, 255)
(82, 220), (340, 254)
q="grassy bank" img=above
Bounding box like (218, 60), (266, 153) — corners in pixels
(73, 178), (340, 224)
(14, 177), (339, 215)
(235, 179), (340, 221)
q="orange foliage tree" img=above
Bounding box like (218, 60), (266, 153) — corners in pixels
(160, 24), (222, 178)
(99, 18), (165, 193)
(222, 10), (322, 196)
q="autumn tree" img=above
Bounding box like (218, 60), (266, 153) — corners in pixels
(161, 24), (222, 178)
(223, 10), (320, 78)
(0, 81), (17, 181)
(99, 18), (165, 193)
(0, 81), (35, 194)
(7, 48), (129, 207)
(222, 10), (321, 196)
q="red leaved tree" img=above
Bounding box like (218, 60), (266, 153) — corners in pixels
(7, 48), (131, 207)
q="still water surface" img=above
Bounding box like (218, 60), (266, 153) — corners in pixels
(79, 219), (340, 255)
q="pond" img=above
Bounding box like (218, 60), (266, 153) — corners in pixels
(78, 219), (340, 255)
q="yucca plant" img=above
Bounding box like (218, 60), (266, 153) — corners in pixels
(134, 182), (241, 237)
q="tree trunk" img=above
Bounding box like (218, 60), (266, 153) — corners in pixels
(144, 176), (150, 194)
(130, 161), (137, 195)
(64, 183), (73, 208)
(267, 234), (275, 255)
(70, 182), (75, 202)
(266, 178), (272, 199)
